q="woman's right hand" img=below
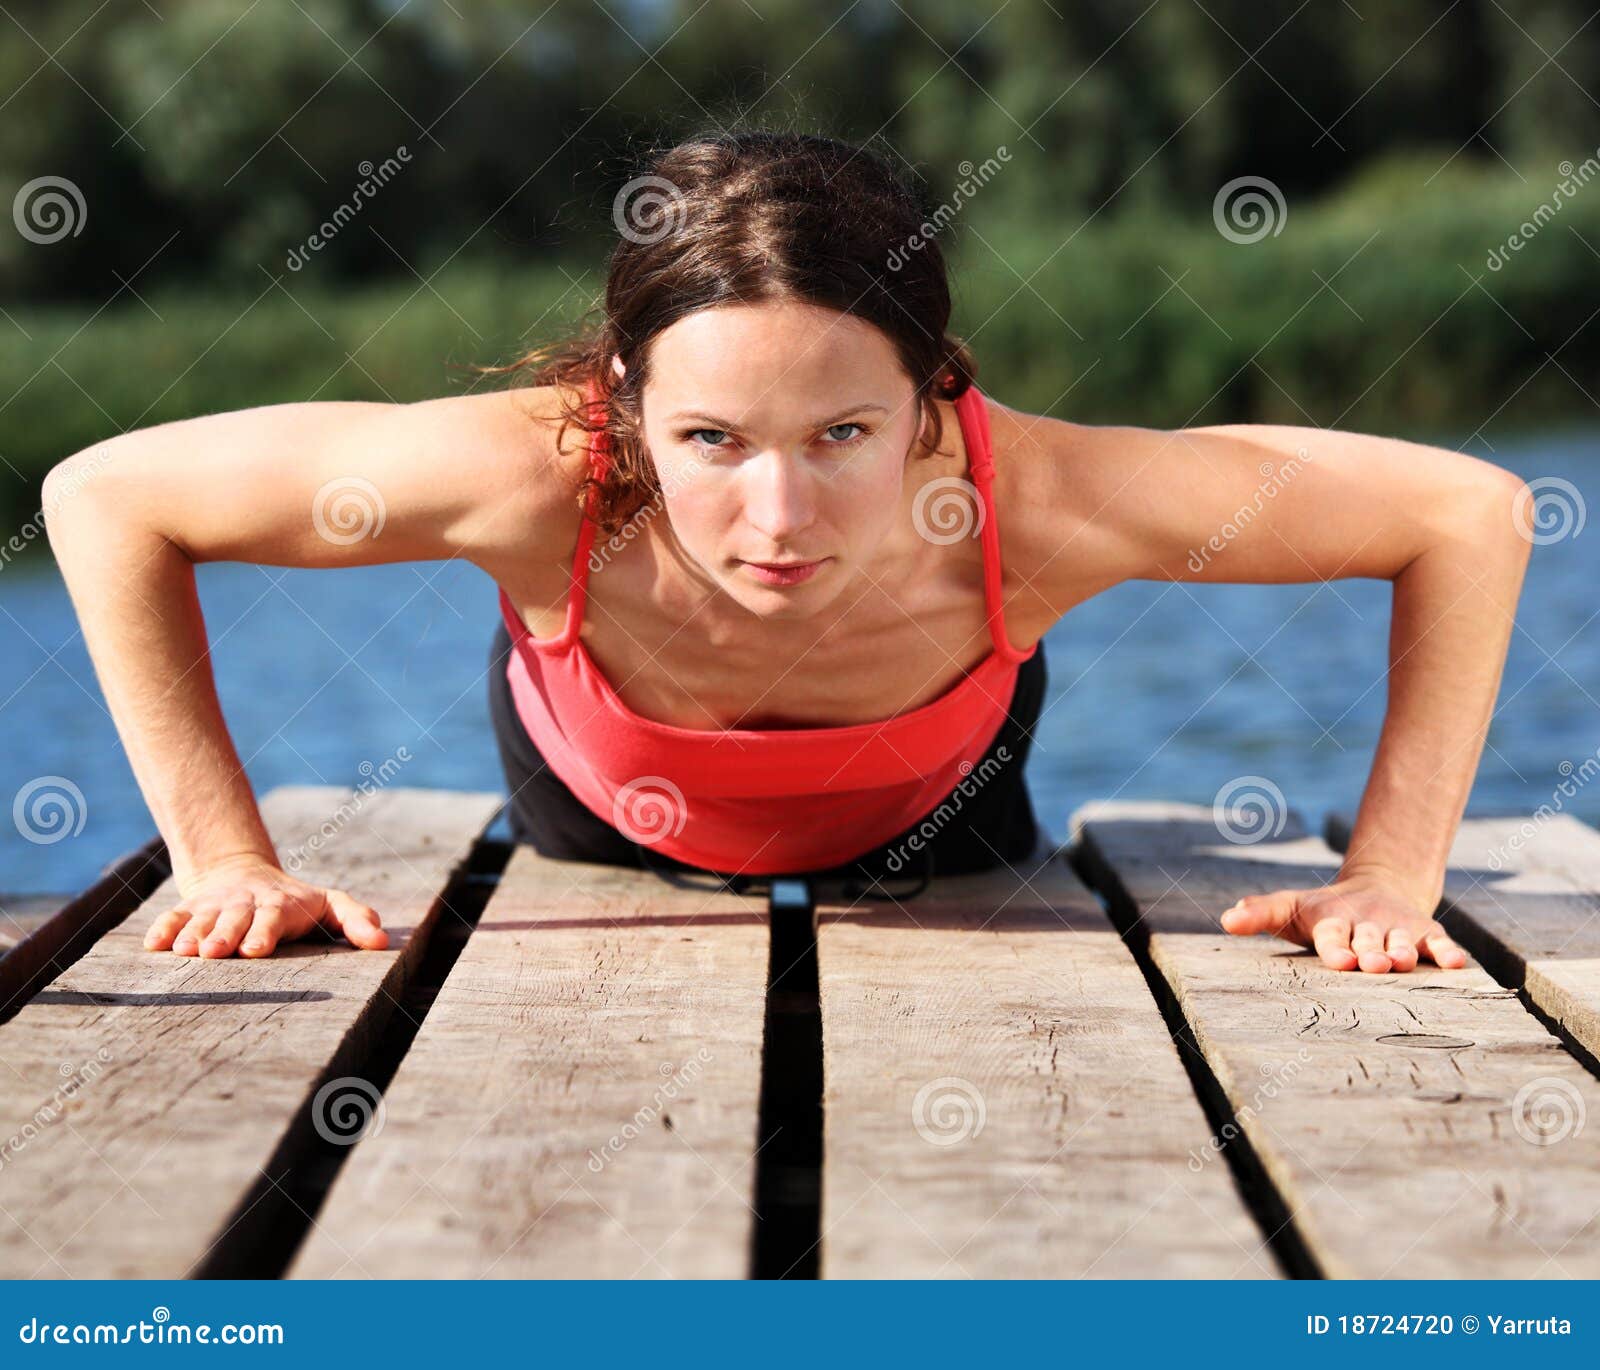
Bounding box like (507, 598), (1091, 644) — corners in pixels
(142, 857), (389, 959)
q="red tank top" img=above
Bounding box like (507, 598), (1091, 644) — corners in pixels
(497, 377), (1038, 875)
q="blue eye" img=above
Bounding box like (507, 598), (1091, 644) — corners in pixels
(687, 428), (730, 448)
(823, 422), (865, 443)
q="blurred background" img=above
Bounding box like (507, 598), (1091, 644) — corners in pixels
(2, 0), (1597, 899)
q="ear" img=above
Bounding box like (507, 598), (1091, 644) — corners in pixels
(611, 353), (626, 380)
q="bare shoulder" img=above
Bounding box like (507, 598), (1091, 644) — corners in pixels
(429, 382), (592, 578)
(983, 395), (1148, 623)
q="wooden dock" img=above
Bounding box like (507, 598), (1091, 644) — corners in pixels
(1, 785), (1597, 1279)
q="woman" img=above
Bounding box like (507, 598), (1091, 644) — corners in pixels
(43, 131), (1530, 974)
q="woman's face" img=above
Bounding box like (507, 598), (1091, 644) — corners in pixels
(634, 300), (925, 621)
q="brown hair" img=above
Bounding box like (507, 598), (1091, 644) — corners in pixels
(470, 129), (978, 539)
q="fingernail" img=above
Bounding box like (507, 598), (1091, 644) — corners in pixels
(243, 940), (265, 954)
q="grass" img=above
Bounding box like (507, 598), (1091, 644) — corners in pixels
(3, 150), (1595, 541)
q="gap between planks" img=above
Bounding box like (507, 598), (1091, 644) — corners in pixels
(1072, 800), (1600, 1280)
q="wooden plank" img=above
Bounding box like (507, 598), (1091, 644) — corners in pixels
(1, 897), (72, 952)
(1327, 810), (1600, 1062)
(1073, 800), (1600, 1279)
(0, 785), (500, 1280)
(290, 846), (770, 1280)
(811, 842), (1275, 1278)
(0, 839), (168, 1023)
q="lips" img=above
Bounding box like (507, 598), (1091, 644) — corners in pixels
(741, 558), (828, 586)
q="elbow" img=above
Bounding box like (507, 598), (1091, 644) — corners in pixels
(42, 444), (121, 520)
(1498, 471), (1549, 557)
(40, 446), (126, 556)
(1448, 467), (1540, 560)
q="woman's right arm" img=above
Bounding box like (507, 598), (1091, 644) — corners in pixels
(41, 386), (571, 958)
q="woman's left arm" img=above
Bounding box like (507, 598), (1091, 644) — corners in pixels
(1003, 407), (1535, 973)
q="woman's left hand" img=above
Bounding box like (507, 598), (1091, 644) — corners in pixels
(1218, 871), (1469, 973)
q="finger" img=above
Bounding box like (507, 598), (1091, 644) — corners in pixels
(239, 904), (289, 958)
(172, 907), (220, 956)
(1351, 919), (1393, 974)
(1384, 926), (1419, 973)
(1419, 922), (1469, 969)
(1219, 889), (1302, 936)
(144, 906), (194, 951)
(1310, 916), (1358, 971)
(200, 900), (258, 958)
(322, 889), (389, 951)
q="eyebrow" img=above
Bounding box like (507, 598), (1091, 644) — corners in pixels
(665, 402), (889, 428)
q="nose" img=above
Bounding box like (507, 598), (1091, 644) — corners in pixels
(740, 447), (817, 546)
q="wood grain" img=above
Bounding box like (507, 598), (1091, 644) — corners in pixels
(811, 842), (1274, 1278)
(0, 785), (498, 1279)
(1074, 800), (1600, 1279)
(1328, 809), (1600, 1062)
(290, 846), (769, 1279)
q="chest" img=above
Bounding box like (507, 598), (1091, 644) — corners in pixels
(520, 537), (1009, 732)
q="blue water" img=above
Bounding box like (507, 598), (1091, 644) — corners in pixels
(3, 425), (1596, 898)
